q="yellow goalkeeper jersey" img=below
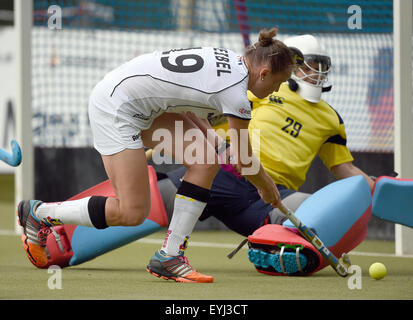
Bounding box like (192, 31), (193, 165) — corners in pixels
(248, 82), (354, 190)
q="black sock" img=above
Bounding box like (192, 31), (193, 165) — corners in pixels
(88, 196), (108, 229)
(177, 180), (211, 203)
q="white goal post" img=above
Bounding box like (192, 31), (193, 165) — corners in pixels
(14, 0), (34, 234)
(393, 0), (413, 255)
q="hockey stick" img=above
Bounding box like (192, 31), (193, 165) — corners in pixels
(278, 202), (351, 277)
(0, 140), (22, 167)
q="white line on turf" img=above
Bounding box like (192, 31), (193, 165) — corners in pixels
(2, 229), (413, 259)
(348, 250), (413, 258)
(137, 238), (238, 248)
(136, 238), (413, 258)
(0, 229), (18, 236)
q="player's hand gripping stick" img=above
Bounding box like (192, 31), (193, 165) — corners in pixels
(277, 202), (351, 277)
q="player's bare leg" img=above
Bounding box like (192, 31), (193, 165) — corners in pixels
(142, 113), (218, 282)
(101, 148), (151, 226)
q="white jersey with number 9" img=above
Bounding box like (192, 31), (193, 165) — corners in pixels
(90, 47), (251, 131)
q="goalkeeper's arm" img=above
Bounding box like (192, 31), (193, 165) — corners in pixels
(330, 162), (375, 191)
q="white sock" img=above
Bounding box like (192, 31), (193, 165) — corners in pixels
(162, 195), (207, 256)
(35, 197), (94, 227)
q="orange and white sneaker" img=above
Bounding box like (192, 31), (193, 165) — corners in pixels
(17, 200), (51, 268)
(146, 250), (213, 283)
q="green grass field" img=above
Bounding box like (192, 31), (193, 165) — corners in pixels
(1, 174), (413, 300)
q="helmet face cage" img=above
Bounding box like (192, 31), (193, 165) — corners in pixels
(296, 54), (331, 87)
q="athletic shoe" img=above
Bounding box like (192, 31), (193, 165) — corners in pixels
(146, 250), (214, 283)
(16, 200), (51, 268)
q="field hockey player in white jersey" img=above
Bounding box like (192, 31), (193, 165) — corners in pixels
(17, 28), (298, 283)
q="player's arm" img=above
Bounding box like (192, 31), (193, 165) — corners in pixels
(226, 115), (281, 207)
(330, 162), (375, 191)
(185, 112), (227, 153)
(185, 112), (212, 136)
(319, 106), (376, 189)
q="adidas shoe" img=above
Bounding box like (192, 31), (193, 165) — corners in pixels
(16, 200), (51, 268)
(146, 250), (213, 283)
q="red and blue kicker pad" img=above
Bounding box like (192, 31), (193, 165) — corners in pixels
(248, 175), (372, 276)
(372, 176), (413, 228)
(41, 165), (168, 269)
(248, 224), (323, 276)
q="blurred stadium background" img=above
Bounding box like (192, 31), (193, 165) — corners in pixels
(0, 0), (406, 241)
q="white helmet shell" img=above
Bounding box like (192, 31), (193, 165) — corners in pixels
(284, 35), (331, 103)
(285, 35), (326, 56)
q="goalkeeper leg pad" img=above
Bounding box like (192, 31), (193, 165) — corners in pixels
(372, 176), (413, 227)
(249, 176), (373, 276)
(282, 175), (372, 273)
(40, 165), (168, 269)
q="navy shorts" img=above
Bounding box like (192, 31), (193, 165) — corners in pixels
(166, 167), (296, 237)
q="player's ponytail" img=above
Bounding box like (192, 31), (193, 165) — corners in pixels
(245, 27), (295, 74)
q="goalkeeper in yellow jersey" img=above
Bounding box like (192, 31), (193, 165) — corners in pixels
(166, 34), (375, 236)
(244, 34), (375, 226)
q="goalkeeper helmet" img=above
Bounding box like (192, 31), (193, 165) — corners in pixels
(284, 35), (332, 103)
